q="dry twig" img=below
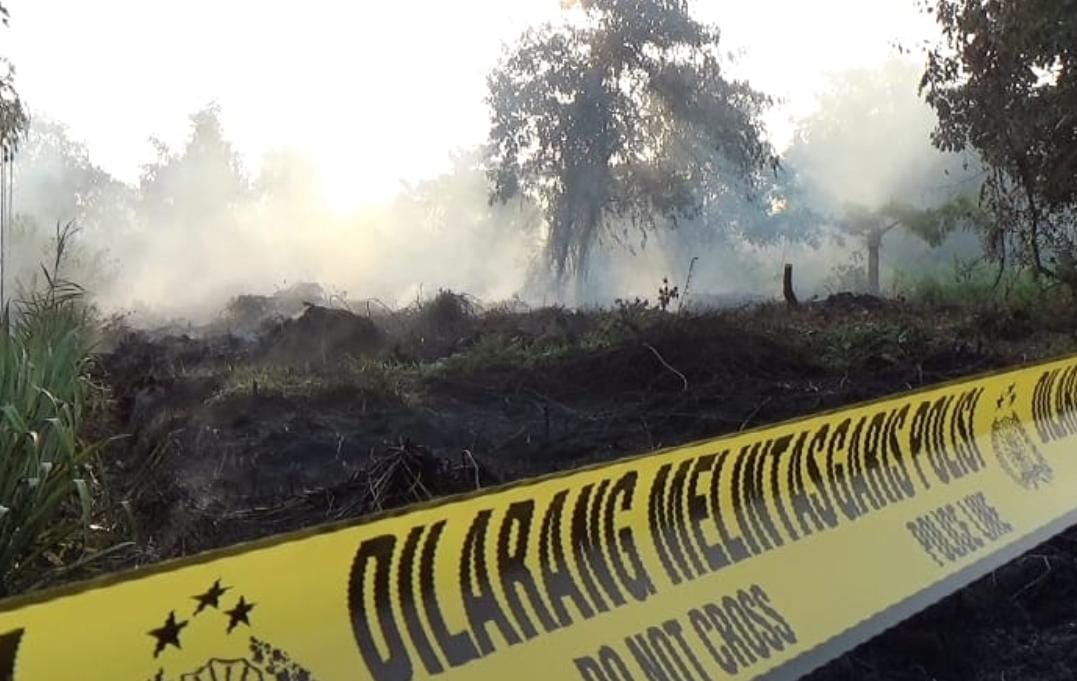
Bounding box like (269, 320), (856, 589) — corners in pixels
(643, 342), (689, 392)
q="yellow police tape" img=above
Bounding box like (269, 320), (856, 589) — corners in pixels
(2, 354), (1077, 681)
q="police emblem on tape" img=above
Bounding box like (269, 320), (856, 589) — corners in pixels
(141, 579), (318, 681)
(147, 637), (316, 681)
(991, 384), (1053, 490)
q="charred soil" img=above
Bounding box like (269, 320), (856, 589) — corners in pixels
(83, 296), (1077, 680)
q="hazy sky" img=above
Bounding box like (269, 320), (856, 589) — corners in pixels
(4, 0), (937, 211)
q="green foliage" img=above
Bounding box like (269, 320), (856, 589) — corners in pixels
(784, 60), (987, 295)
(882, 195), (989, 248)
(486, 0), (775, 287)
(0, 1), (27, 159)
(921, 0), (1077, 283)
(842, 196), (987, 260)
(427, 333), (534, 378)
(0, 231), (113, 595)
(811, 318), (932, 373)
(894, 258), (1060, 309)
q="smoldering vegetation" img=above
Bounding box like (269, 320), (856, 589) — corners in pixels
(6, 113), (542, 323)
(4, 59), (986, 326)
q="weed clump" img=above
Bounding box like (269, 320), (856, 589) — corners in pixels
(390, 289), (481, 362)
(416, 289), (478, 338)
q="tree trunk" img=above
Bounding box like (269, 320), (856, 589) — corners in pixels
(867, 229), (882, 295)
(783, 263), (798, 307)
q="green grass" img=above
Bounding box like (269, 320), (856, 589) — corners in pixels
(809, 318), (933, 373)
(893, 259), (1069, 310)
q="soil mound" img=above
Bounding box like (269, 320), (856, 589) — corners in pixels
(263, 304), (384, 364)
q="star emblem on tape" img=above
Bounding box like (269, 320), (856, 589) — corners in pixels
(192, 580), (231, 616)
(225, 597), (255, 634)
(147, 580), (258, 659)
(148, 612), (187, 658)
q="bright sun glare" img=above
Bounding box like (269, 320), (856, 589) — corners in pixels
(5, 0), (934, 209)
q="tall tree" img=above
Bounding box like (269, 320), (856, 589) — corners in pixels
(0, 1), (27, 159)
(0, 1), (28, 307)
(123, 104), (251, 304)
(4, 118), (133, 293)
(920, 0), (1077, 287)
(486, 0), (775, 296)
(786, 60), (983, 294)
(138, 103), (249, 232)
(15, 118), (134, 233)
(841, 198), (986, 294)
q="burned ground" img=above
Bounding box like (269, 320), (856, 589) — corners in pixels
(84, 294), (1077, 680)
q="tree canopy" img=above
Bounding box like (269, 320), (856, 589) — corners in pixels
(920, 0), (1077, 284)
(0, 1), (26, 160)
(138, 103), (249, 231)
(15, 118), (134, 233)
(785, 60), (985, 293)
(486, 0), (775, 292)
(787, 60), (975, 211)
